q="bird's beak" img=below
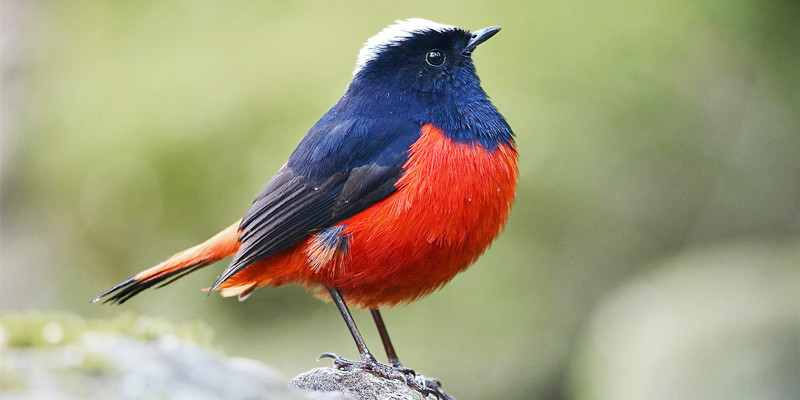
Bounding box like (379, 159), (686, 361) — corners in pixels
(464, 26), (501, 53)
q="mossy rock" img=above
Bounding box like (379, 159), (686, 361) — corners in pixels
(0, 312), (310, 399)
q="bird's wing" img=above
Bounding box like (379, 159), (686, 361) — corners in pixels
(209, 117), (420, 291)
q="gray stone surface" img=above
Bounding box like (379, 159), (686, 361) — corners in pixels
(292, 367), (433, 400)
(0, 314), (428, 400)
(1, 332), (314, 400)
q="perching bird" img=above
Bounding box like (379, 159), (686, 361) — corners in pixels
(95, 18), (517, 400)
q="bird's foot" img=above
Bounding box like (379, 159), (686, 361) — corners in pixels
(411, 372), (454, 400)
(318, 352), (454, 400)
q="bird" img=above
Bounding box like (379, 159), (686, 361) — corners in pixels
(95, 18), (517, 400)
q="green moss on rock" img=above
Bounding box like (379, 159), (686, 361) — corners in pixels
(0, 312), (213, 349)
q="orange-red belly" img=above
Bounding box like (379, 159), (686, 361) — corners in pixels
(221, 125), (518, 308)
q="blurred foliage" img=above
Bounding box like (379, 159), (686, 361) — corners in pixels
(1, 0), (799, 399)
(569, 241), (800, 400)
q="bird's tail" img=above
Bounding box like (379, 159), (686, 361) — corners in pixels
(93, 219), (242, 304)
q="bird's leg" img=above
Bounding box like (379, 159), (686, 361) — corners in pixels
(321, 286), (376, 364)
(319, 287), (454, 399)
(370, 308), (403, 368)
(370, 308), (454, 400)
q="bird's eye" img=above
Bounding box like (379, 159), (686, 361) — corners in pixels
(425, 49), (445, 66)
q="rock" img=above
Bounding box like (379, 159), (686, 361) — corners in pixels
(1, 313), (428, 400)
(291, 367), (432, 400)
(0, 313), (340, 400)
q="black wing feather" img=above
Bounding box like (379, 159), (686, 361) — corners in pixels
(208, 162), (403, 292)
(332, 163), (402, 218)
(208, 117), (420, 292)
(209, 173), (341, 291)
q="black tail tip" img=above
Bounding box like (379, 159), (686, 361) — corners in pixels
(92, 276), (137, 305)
(92, 262), (208, 305)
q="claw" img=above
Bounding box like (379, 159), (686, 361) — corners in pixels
(388, 360), (417, 377)
(318, 352), (454, 399)
(318, 352), (362, 371)
(397, 366), (416, 376)
(419, 376), (453, 400)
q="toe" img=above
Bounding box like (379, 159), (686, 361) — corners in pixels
(317, 352), (339, 361)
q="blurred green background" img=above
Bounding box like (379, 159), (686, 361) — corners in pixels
(2, 0), (799, 399)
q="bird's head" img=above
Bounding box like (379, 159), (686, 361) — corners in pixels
(330, 19), (511, 149)
(347, 19), (501, 99)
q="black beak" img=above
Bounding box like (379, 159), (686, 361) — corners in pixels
(464, 26), (501, 54)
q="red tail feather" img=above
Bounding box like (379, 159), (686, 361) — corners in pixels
(94, 219), (241, 304)
(135, 220), (241, 282)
